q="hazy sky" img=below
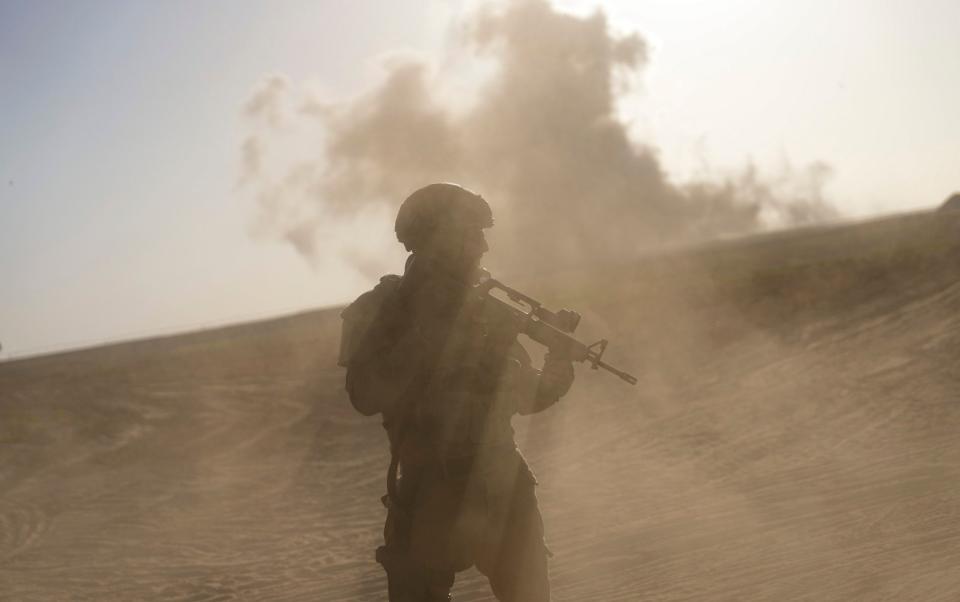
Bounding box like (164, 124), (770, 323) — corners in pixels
(2, 0), (958, 358)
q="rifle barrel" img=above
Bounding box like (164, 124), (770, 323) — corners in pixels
(595, 359), (638, 385)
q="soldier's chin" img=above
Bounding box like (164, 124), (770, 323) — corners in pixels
(463, 254), (485, 273)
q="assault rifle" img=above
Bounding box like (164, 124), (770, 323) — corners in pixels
(474, 271), (638, 385)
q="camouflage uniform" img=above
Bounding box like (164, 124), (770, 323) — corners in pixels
(340, 184), (573, 602)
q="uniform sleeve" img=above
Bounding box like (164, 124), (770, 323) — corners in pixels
(502, 342), (571, 416)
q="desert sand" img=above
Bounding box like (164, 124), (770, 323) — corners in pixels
(2, 210), (958, 601)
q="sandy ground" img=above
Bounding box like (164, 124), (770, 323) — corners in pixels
(2, 210), (959, 601)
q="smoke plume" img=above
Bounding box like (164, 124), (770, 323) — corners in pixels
(240, 0), (836, 275)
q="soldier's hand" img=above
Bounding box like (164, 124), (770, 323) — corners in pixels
(538, 353), (575, 400)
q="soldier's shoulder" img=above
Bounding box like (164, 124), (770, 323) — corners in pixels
(342, 274), (402, 319)
(375, 273), (403, 291)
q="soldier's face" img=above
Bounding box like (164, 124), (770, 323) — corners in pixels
(424, 225), (488, 272)
(461, 226), (489, 261)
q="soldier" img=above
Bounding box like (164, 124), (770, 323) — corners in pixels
(339, 182), (575, 602)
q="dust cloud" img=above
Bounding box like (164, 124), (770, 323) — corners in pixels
(240, 0), (836, 276)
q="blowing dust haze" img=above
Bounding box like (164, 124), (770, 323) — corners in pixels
(5, 1), (960, 600)
(241, 0), (837, 276)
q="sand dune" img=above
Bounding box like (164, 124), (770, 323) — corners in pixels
(2, 210), (958, 601)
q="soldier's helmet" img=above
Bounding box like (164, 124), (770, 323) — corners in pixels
(395, 183), (493, 252)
